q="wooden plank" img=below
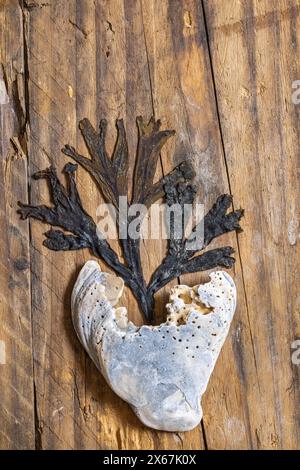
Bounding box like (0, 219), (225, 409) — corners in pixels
(24, 0), (205, 449)
(25, 0), (94, 450)
(0, 0), (35, 450)
(141, 0), (261, 449)
(203, 0), (300, 449)
(19, 0), (300, 450)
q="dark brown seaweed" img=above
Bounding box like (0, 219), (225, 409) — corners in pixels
(18, 117), (244, 322)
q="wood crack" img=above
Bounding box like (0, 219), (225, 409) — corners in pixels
(20, 0), (37, 450)
(201, 0), (254, 449)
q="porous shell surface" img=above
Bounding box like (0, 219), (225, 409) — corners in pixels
(71, 260), (237, 432)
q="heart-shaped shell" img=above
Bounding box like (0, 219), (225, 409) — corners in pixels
(71, 260), (236, 432)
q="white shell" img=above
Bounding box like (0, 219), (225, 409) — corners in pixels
(71, 260), (237, 432)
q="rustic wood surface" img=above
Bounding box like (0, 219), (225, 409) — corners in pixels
(0, 0), (299, 449)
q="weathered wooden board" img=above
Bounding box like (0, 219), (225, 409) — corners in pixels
(204, 0), (300, 449)
(1, 0), (299, 450)
(23, 0), (204, 450)
(141, 0), (261, 450)
(0, 0), (35, 450)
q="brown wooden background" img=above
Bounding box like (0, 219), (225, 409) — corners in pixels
(1, 0), (300, 450)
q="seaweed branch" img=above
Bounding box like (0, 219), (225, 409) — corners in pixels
(147, 186), (244, 296)
(18, 116), (244, 322)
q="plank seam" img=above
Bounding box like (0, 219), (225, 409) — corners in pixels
(200, 0), (257, 449)
(20, 0), (41, 451)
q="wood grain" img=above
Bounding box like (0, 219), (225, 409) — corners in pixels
(0, 0), (35, 450)
(0, 0), (299, 450)
(24, 0), (204, 450)
(203, 0), (300, 449)
(141, 0), (262, 449)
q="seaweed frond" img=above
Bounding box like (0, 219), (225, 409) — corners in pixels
(18, 117), (244, 322)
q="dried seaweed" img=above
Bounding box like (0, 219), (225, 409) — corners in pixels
(18, 116), (244, 322)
